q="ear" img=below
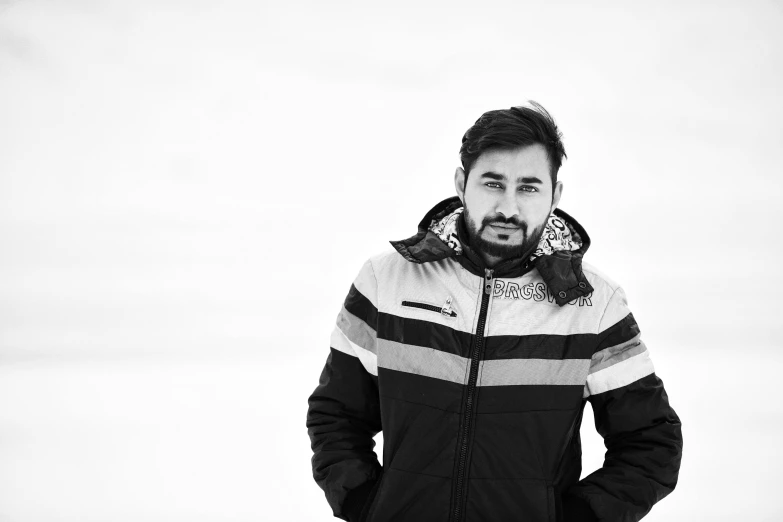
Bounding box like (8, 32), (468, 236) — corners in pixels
(454, 167), (467, 204)
(550, 181), (563, 212)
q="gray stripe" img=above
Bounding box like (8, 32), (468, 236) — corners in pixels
(589, 334), (646, 374)
(478, 358), (590, 386)
(337, 306), (377, 355)
(376, 338), (590, 387)
(377, 338), (468, 385)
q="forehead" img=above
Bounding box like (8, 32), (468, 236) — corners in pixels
(471, 144), (551, 177)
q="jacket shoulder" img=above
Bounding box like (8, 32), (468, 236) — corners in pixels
(349, 248), (406, 289)
(367, 246), (400, 264)
(579, 261), (630, 323)
(581, 261), (640, 332)
(364, 246), (414, 274)
(581, 261), (622, 296)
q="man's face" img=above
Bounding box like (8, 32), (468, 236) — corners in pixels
(454, 144), (563, 267)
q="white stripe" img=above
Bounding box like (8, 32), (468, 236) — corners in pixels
(583, 349), (655, 398)
(379, 251), (610, 337)
(330, 325), (378, 376)
(374, 254), (480, 336)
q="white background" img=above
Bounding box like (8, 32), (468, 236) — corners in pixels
(1, 0), (782, 520)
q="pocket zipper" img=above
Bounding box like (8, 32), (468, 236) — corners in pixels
(401, 296), (456, 318)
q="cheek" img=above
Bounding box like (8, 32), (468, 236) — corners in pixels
(465, 195), (492, 220)
(522, 198), (553, 218)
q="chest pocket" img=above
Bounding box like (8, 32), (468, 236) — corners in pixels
(394, 293), (473, 360)
(400, 296), (456, 318)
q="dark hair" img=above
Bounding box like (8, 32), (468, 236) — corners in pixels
(459, 101), (567, 187)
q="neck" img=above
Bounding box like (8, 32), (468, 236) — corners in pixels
(480, 252), (505, 268)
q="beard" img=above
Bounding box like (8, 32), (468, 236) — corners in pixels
(463, 206), (548, 262)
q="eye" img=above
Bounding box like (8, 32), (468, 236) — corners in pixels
(519, 186), (538, 193)
(485, 182), (503, 189)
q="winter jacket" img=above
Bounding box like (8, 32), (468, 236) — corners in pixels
(307, 196), (683, 522)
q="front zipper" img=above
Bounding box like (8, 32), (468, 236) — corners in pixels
(452, 268), (493, 522)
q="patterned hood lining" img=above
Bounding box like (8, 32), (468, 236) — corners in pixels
(428, 207), (583, 262)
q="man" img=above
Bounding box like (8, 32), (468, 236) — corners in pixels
(306, 102), (683, 522)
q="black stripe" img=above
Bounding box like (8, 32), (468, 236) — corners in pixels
(378, 312), (473, 358)
(484, 334), (594, 361)
(375, 343), (588, 415)
(596, 313), (640, 351)
(476, 385), (585, 414)
(378, 311), (596, 361)
(344, 284), (378, 331)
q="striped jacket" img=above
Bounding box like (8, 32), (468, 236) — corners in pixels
(307, 197), (683, 522)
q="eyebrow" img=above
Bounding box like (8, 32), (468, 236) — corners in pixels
(479, 171), (544, 184)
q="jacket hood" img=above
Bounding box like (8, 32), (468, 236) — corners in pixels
(389, 196), (594, 306)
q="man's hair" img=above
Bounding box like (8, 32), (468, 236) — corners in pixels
(459, 101), (567, 187)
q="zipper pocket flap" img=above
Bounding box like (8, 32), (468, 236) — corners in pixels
(400, 299), (457, 318)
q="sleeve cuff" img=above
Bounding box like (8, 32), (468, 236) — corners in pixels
(562, 494), (598, 522)
(342, 479), (378, 522)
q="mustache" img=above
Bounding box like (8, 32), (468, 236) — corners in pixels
(482, 215), (526, 230)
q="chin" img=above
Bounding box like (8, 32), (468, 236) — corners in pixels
(483, 233), (521, 247)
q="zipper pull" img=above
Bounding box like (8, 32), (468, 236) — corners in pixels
(441, 296), (453, 316)
(484, 268), (494, 295)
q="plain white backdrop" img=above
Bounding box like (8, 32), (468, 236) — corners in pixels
(1, 0), (782, 520)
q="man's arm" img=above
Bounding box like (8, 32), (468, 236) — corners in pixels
(306, 259), (383, 522)
(565, 287), (684, 522)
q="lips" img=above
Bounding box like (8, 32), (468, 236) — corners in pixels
(489, 223), (521, 231)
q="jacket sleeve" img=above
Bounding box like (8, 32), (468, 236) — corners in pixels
(306, 259), (383, 522)
(564, 286), (683, 522)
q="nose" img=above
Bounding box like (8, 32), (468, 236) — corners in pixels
(495, 190), (521, 221)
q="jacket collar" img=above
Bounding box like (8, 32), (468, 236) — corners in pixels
(389, 196), (594, 307)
